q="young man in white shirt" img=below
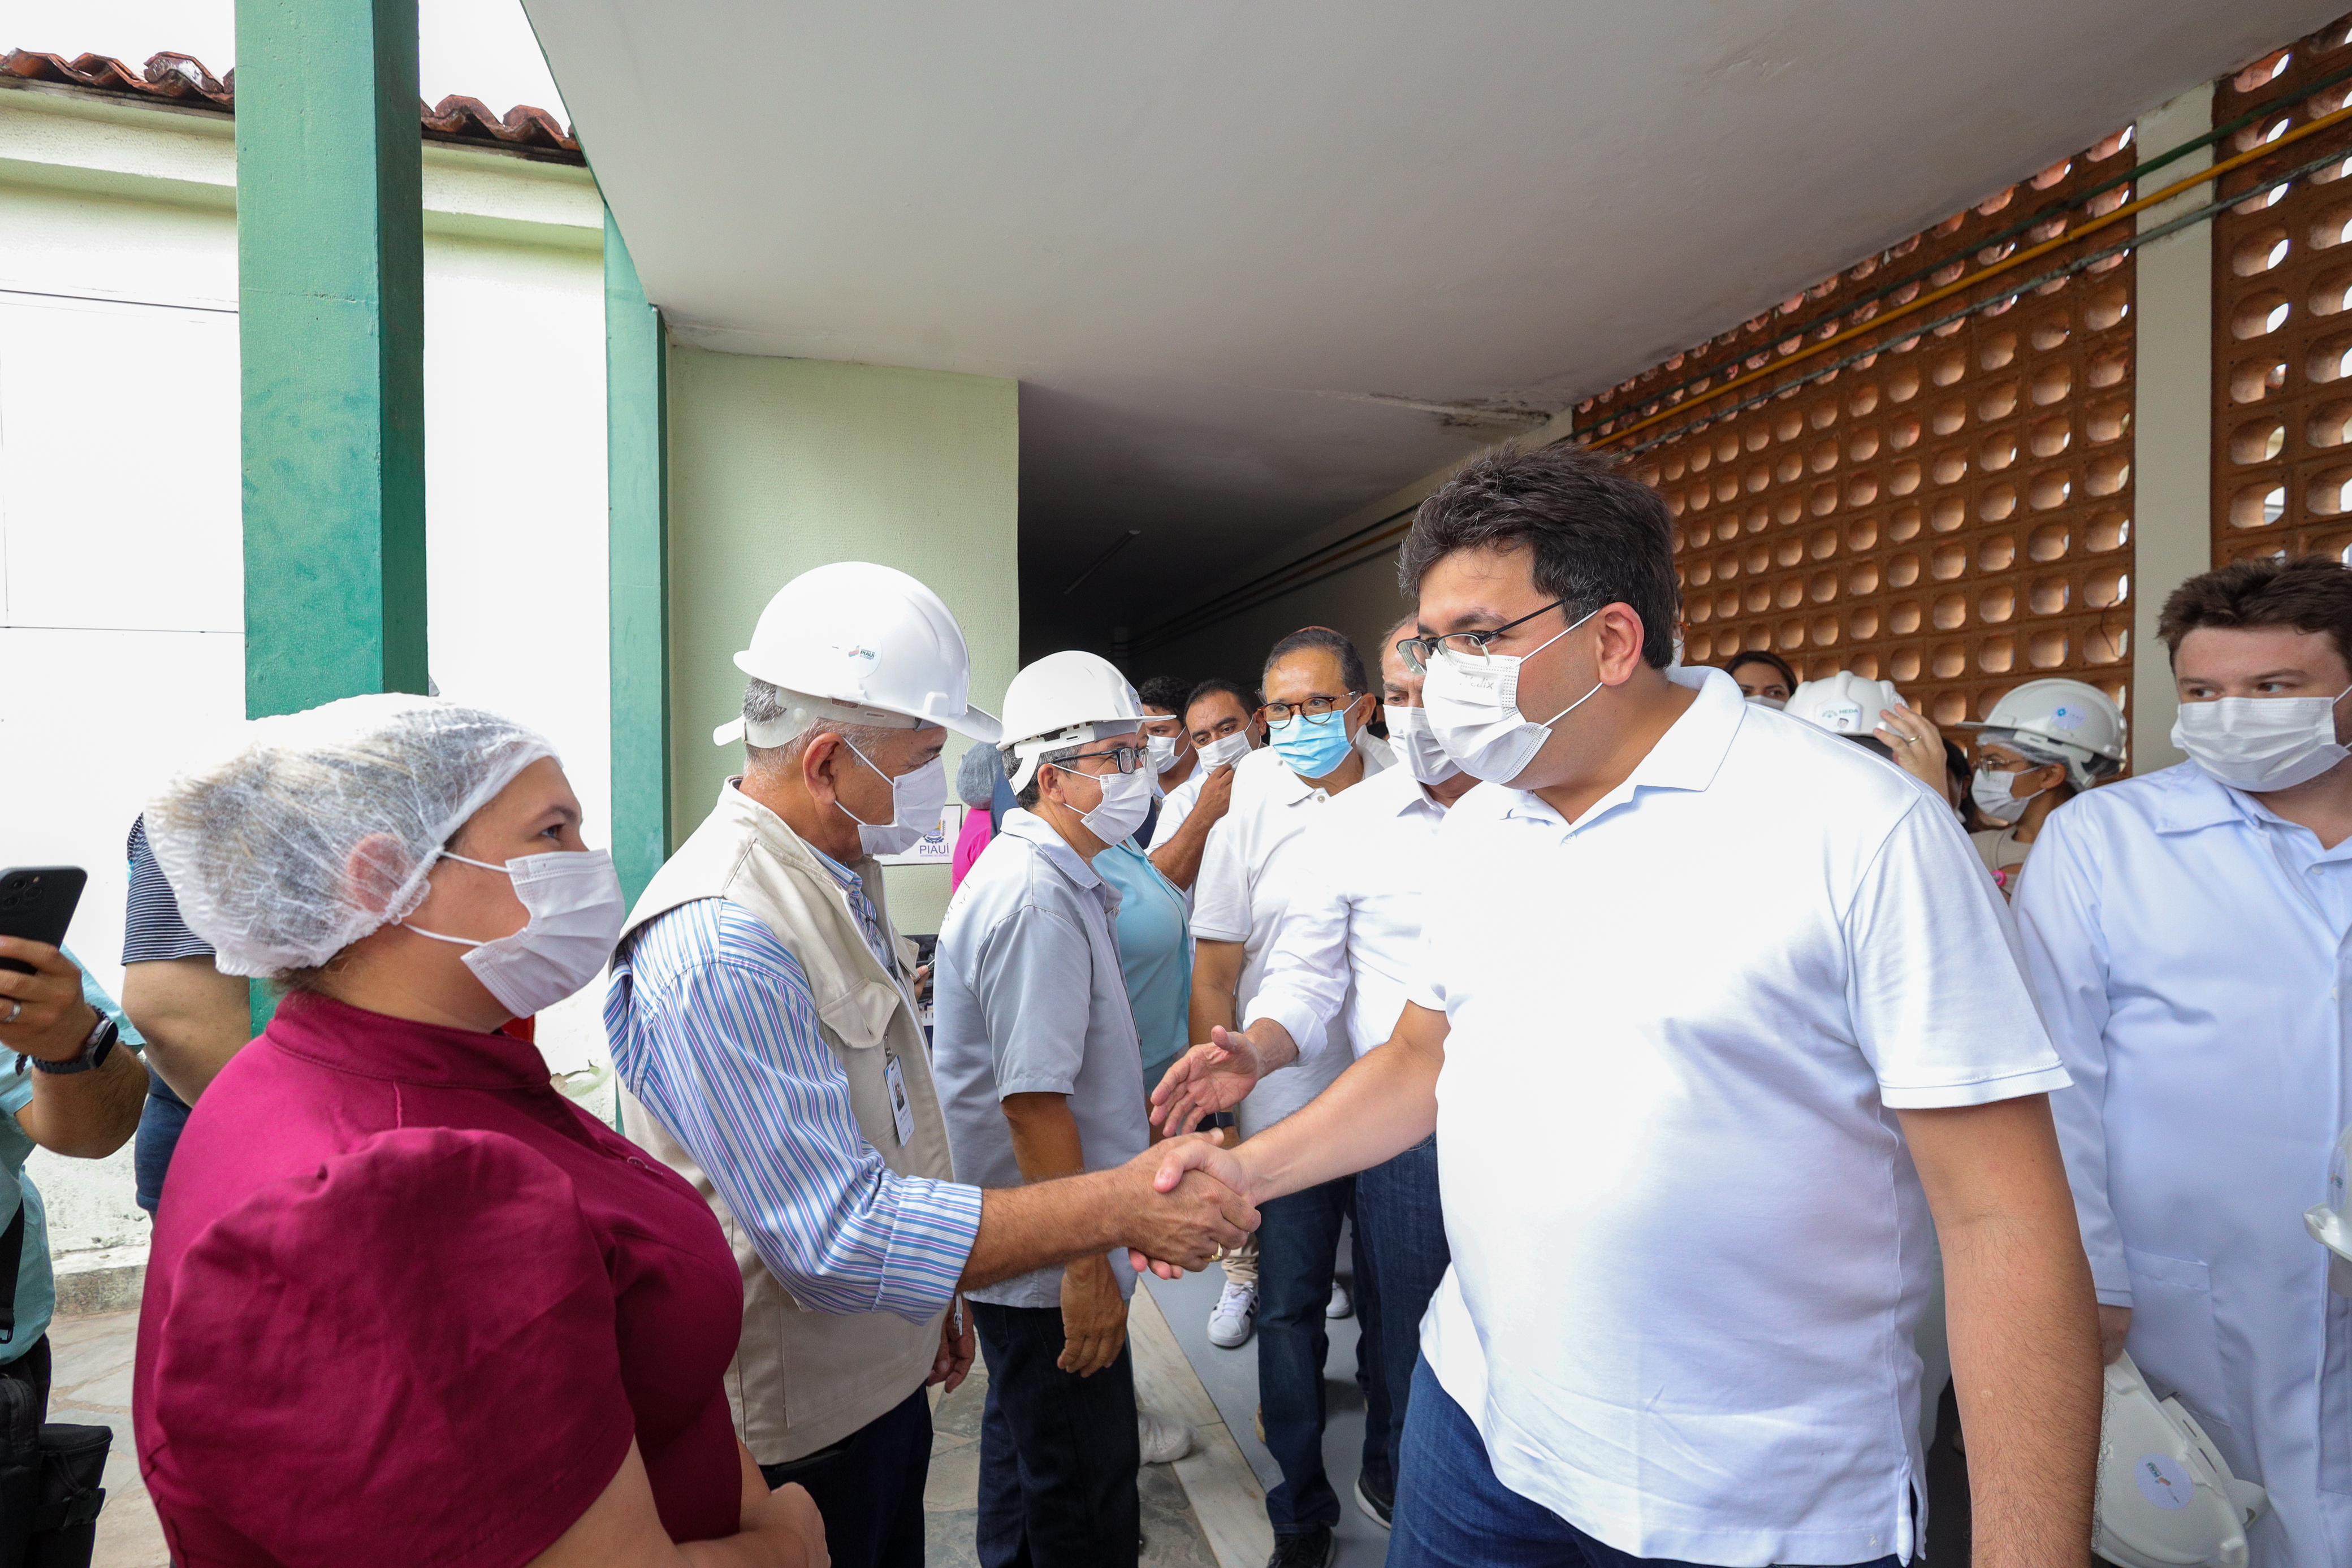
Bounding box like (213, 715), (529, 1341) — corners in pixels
(1142, 444), (2100, 1567)
(2014, 556), (2352, 1567)
(1187, 626), (1389, 1568)
(1155, 614), (1476, 1534)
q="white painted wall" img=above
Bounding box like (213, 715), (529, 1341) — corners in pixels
(0, 84), (611, 1259)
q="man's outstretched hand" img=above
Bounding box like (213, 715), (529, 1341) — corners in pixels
(1151, 1026), (1265, 1136)
(1114, 1136), (1257, 1273)
(1128, 1134), (1256, 1280)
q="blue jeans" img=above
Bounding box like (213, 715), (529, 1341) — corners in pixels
(132, 1074), (191, 1214)
(1257, 1175), (1354, 1535)
(970, 1300), (1139, 1567)
(1352, 1134), (1447, 1500)
(1391, 1358), (1902, 1568)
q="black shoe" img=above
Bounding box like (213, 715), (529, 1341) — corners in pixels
(1267, 1527), (1337, 1568)
(1355, 1472), (1394, 1530)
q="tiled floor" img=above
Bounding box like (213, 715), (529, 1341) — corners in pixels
(45, 1309), (165, 1568)
(53, 1303), (1218, 1568)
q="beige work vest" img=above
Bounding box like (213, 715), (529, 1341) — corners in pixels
(617, 782), (957, 1463)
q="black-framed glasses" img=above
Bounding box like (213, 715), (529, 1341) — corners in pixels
(1052, 743), (1147, 776)
(1257, 694), (1360, 725)
(1395, 597), (1568, 674)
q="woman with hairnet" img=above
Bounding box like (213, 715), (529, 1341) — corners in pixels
(129, 694), (825, 1568)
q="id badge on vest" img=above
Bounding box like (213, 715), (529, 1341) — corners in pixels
(885, 1054), (916, 1147)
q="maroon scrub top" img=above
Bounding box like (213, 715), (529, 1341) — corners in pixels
(133, 993), (745, 1566)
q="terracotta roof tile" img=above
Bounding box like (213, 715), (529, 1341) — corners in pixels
(1, 48), (582, 159)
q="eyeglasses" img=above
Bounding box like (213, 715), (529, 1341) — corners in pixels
(1395, 597), (1568, 674)
(1052, 743), (1147, 776)
(1257, 694), (1360, 725)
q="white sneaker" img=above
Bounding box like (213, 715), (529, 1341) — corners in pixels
(1325, 1281), (1353, 1320)
(1138, 1405), (1195, 1465)
(1207, 1279), (1258, 1348)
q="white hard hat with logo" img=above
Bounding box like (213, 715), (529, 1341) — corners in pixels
(998, 651), (1145, 790)
(1956, 678), (2125, 790)
(2304, 1123), (2352, 1296)
(2094, 1352), (2267, 1568)
(712, 561), (1001, 747)
(1785, 672), (1908, 737)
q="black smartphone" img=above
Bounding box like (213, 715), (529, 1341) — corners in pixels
(0, 867), (87, 976)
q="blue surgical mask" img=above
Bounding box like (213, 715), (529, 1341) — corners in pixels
(1268, 700), (1359, 780)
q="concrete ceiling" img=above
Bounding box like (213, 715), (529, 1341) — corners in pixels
(523, 0), (2334, 656)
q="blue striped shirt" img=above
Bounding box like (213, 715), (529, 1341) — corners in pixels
(606, 897), (983, 1322)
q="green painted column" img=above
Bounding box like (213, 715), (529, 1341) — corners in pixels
(235, 0), (429, 719)
(606, 210), (671, 902)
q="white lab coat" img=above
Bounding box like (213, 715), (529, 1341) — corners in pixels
(2013, 762), (2352, 1567)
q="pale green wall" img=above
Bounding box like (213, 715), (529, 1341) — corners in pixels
(665, 346), (1019, 933)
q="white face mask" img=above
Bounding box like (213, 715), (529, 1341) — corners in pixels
(1970, 765), (2038, 825)
(1196, 730), (1253, 770)
(1386, 703), (1463, 788)
(2172, 686), (2352, 793)
(1061, 763), (1153, 846)
(838, 740), (949, 856)
(1421, 607), (1602, 785)
(405, 848), (626, 1019)
(1746, 694), (1788, 712)
(1147, 733), (1186, 774)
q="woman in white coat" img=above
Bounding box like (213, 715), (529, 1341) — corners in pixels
(2014, 555), (2352, 1566)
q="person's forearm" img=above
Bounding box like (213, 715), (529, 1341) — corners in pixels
(1238, 1019), (1299, 1074)
(18, 1046), (148, 1159)
(120, 959), (251, 1102)
(1002, 1092), (1088, 1185)
(1230, 1026), (1438, 1203)
(1150, 808), (1216, 892)
(1188, 942), (1243, 1043)
(1943, 1209), (2100, 1566)
(961, 1165), (1142, 1289)
(1905, 1097), (2102, 1567)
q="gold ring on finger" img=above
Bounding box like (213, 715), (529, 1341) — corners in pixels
(1210, 1245), (1225, 1262)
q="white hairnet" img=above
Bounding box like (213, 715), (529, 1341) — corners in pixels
(144, 693), (557, 977)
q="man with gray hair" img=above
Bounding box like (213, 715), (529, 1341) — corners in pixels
(607, 562), (1258, 1568)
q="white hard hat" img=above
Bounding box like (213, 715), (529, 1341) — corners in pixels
(1957, 678), (2125, 790)
(2304, 1123), (2352, 1297)
(713, 562), (999, 747)
(998, 651), (1144, 791)
(2094, 1352), (2267, 1568)
(1785, 672), (1908, 737)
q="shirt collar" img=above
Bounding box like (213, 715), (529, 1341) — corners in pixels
(265, 991), (552, 1091)
(1001, 806), (1104, 890)
(1364, 761), (1446, 821)
(1495, 666), (1743, 829)
(2150, 761), (2262, 836)
(804, 839), (866, 894)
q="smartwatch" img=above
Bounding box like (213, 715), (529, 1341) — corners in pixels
(25, 1010), (119, 1076)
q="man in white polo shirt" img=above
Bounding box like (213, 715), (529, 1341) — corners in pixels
(1188, 625), (1390, 1568)
(1141, 445), (2100, 1567)
(1153, 613), (1476, 1535)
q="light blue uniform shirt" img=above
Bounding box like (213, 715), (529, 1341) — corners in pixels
(932, 810), (1149, 1310)
(1091, 838), (1193, 1084)
(1, 951), (142, 1365)
(2014, 761), (2352, 1567)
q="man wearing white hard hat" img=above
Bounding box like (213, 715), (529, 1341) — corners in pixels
(931, 651), (1165, 1567)
(2015, 557), (2352, 1566)
(607, 563), (1256, 1568)
(1952, 679), (2125, 897)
